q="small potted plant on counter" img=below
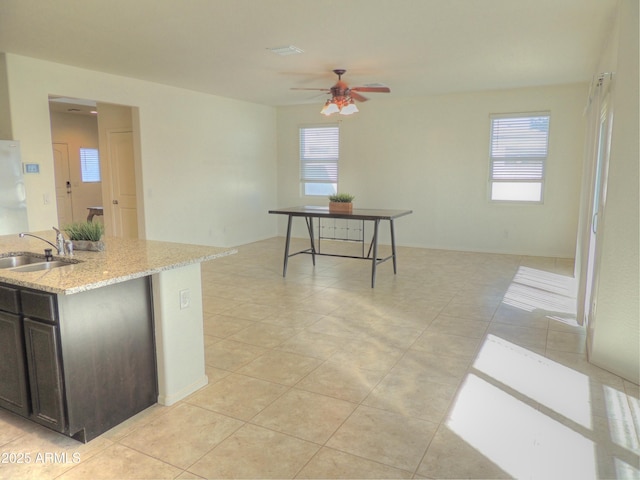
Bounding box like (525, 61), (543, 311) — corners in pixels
(64, 221), (105, 251)
(329, 193), (355, 214)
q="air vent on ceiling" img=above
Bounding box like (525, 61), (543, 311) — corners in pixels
(267, 45), (304, 56)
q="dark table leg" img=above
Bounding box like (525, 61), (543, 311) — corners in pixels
(305, 216), (316, 266)
(371, 219), (380, 288)
(390, 219), (398, 274)
(282, 215), (293, 277)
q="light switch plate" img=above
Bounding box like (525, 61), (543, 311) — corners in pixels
(179, 289), (190, 309)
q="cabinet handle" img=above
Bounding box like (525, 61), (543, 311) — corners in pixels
(112, 200), (119, 205)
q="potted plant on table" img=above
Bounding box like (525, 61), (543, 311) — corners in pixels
(64, 221), (105, 251)
(328, 193), (355, 214)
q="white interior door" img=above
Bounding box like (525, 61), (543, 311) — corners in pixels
(108, 130), (138, 238)
(583, 80), (613, 330)
(52, 143), (73, 227)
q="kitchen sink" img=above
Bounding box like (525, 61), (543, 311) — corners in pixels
(0, 254), (47, 269)
(9, 260), (78, 272)
(0, 253), (81, 272)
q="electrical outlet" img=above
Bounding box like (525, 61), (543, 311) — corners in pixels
(179, 289), (190, 309)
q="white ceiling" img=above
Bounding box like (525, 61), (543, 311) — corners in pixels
(0, 0), (618, 107)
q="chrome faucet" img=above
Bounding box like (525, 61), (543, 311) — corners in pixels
(52, 227), (65, 255)
(18, 227), (66, 255)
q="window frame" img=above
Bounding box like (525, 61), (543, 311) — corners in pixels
(299, 123), (340, 197)
(488, 112), (550, 204)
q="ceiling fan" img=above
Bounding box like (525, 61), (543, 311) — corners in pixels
(292, 69), (390, 116)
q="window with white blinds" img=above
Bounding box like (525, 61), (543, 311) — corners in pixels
(489, 113), (550, 202)
(80, 147), (101, 183)
(300, 125), (339, 196)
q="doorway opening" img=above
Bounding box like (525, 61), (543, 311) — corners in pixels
(48, 96), (141, 239)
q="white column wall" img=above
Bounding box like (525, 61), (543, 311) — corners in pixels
(152, 263), (207, 405)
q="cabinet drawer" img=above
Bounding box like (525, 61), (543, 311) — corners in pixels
(0, 285), (21, 314)
(21, 290), (57, 323)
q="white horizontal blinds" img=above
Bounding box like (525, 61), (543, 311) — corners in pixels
(79, 147), (101, 182)
(300, 126), (339, 183)
(491, 159), (544, 179)
(490, 114), (549, 181)
(489, 113), (549, 202)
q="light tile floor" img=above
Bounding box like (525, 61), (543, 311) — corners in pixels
(1, 237), (638, 479)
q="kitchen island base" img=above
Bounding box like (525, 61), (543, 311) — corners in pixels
(0, 277), (156, 443)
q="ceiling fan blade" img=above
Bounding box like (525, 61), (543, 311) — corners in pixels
(350, 91), (369, 102)
(291, 87), (330, 91)
(290, 70), (389, 107)
(351, 86), (391, 93)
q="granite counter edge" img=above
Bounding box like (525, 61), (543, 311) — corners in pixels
(0, 248), (237, 295)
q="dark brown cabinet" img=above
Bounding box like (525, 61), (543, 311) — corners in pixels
(0, 310), (29, 416)
(0, 277), (156, 443)
(0, 285), (67, 432)
(23, 318), (65, 432)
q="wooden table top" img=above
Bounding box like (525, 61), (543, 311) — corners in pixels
(269, 206), (413, 221)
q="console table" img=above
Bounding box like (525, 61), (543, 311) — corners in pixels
(86, 206), (104, 222)
(268, 206), (412, 287)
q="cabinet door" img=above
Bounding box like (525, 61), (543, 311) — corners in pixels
(0, 311), (29, 416)
(23, 319), (66, 433)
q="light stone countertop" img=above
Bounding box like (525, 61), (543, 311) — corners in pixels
(0, 232), (236, 295)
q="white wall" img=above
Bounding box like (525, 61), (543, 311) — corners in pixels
(139, 92), (277, 246)
(586, 0), (639, 383)
(3, 54), (277, 247)
(0, 53), (11, 140)
(276, 84), (587, 257)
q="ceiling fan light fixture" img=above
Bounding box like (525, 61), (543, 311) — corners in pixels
(339, 99), (359, 115)
(321, 100), (340, 116)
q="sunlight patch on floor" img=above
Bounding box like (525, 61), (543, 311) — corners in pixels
(502, 266), (577, 316)
(447, 374), (597, 480)
(546, 314), (581, 327)
(614, 457), (640, 478)
(604, 384), (640, 454)
(474, 335), (592, 429)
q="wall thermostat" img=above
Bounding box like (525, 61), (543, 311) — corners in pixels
(24, 163), (40, 174)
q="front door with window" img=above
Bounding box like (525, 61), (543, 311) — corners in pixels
(52, 143), (73, 227)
